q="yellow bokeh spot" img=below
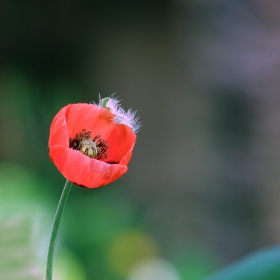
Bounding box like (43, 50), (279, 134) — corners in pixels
(107, 230), (159, 276)
(53, 249), (87, 280)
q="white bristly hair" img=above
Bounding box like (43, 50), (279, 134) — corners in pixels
(97, 95), (141, 133)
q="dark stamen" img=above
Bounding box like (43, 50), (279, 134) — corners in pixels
(69, 130), (109, 160)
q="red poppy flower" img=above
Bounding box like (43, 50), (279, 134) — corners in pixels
(48, 97), (139, 188)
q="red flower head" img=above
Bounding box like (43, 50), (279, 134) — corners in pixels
(48, 96), (140, 188)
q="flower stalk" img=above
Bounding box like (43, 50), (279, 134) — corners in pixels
(46, 180), (72, 280)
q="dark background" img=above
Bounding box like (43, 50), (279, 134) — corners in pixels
(1, 1), (280, 279)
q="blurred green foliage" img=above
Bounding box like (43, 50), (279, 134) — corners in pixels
(203, 245), (280, 280)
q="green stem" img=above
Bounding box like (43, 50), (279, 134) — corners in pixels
(46, 180), (72, 280)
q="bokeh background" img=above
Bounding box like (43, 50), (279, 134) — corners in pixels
(1, 1), (280, 279)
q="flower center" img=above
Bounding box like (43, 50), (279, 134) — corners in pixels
(69, 129), (109, 160)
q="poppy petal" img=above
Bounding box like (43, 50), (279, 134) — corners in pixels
(105, 124), (137, 163)
(65, 104), (115, 139)
(50, 145), (128, 188)
(48, 106), (69, 148)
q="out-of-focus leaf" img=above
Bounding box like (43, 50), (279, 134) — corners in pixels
(0, 162), (50, 279)
(0, 203), (48, 280)
(203, 245), (280, 280)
